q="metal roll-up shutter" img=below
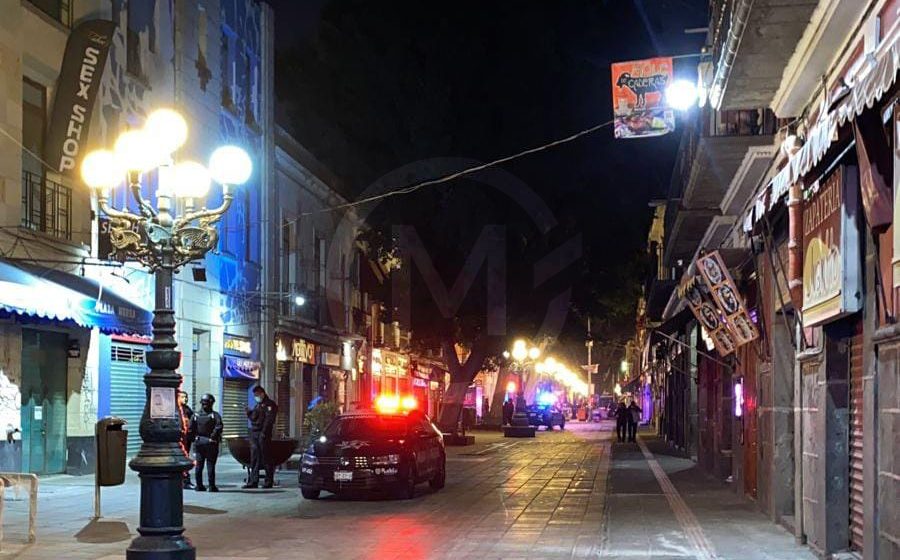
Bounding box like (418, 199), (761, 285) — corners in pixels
(109, 343), (148, 456)
(222, 379), (250, 439)
(849, 324), (864, 553)
(275, 361), (291, 438)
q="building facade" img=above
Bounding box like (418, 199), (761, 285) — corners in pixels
(641, 1), (900, 558)
(0, 0), (274, 473)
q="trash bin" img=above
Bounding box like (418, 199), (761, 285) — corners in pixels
(96, 417), (128, 486)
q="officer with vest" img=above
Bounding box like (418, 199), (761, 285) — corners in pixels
(190, 393), (223, 492)
(243, 385), (278, 489)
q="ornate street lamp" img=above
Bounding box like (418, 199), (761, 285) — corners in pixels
(82, 108), (252, 560)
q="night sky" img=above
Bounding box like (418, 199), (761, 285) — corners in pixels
(268, 0), (707, 370)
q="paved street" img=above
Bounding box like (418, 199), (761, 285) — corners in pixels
(0, 421), (813, 559)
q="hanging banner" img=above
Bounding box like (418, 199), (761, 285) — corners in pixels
(894, 102), (900, 286)
(611, 57), (675, 139)
(802, 165), (862, 326)
(696, 251), (759, 347)
(853, 108), (892, 231)
(682, 276), (736, 356)
(44, 19), (116, 175)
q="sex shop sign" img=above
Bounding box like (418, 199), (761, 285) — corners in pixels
(802, 165), (862, 326)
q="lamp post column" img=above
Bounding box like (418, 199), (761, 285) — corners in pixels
(127, 243), (196, 560)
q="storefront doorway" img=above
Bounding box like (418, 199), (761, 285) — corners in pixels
(21, 329), (68, 474)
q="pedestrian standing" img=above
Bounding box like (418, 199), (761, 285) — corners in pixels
(627, 399), (642, 442)
(502, 399), (514, 426)
(614, 400), (629, 443)
(243, 385), (278, 489)
(179, 390), (195, 489)
(190, 393), (223, 492)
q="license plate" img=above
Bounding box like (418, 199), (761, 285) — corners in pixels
(334, 471), (353, 482)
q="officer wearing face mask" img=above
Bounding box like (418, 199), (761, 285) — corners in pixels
(243, 385), (278, 489)
(189, 393), (223, 492)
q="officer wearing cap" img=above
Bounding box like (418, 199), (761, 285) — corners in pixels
(243, 385), (278, 489)
(189, 393), (223, 492)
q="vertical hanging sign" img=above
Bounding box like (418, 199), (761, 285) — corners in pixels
(611, 57), (674, 139)
(696, 251), (759, 347)
(802, 166), (862, 326)
(44, 19), (116, 175)
(682, 276), (736, 356)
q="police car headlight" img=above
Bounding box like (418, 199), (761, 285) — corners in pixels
(301, 453), (318, 466)
(372, 454), (400, 466)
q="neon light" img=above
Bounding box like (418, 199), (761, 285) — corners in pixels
(734, 380), (743, 418)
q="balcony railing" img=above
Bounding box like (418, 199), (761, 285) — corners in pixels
(21, 171), (72, 240)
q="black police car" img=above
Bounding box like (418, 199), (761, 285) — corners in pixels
(299, 409), (446, 499)
(526, 404), (566, 430)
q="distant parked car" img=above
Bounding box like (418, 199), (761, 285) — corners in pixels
(525, 405), (566, 431)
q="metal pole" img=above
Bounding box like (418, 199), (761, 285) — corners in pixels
(94, 422), (101, 519)
(126, 251), (196, 560)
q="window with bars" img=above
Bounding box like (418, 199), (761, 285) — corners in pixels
(21, 171), (72, 240)
(111, 344), (146, 363)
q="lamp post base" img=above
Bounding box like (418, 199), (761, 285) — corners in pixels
(126, 468), (195, 560)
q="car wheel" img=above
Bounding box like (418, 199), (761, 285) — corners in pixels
(429, 457), (446, 490)
(300, 485), (320, 500)
(545, 422), (553, 431)
(560, 419), (566, 430)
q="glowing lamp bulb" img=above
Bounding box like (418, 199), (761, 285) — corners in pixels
(209, 145), (252, 185)
(666, 79), (698, 111)
(171, 160), (211, 199)
(506, 381), (517, 393)
(114, 130), (161, 172)
(528, 347), (541, 360)
(145, 108), (188, 154)
(294, 295), (306, 306)
(81, 150), (122, 190)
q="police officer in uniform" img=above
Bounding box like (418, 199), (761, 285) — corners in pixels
(243, 385), (278, 489)
(178, 390), (195, 489)
(190, 393), (223, 492)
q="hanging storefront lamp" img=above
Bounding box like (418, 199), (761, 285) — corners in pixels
(82, 108), (251, 560)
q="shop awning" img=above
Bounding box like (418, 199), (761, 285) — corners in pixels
(745, 23), (900, 230)
(0, 261), (152, 336)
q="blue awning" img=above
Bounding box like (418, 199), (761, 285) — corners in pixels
(222, 356), (260, 380)
(0, 261), (152, 336)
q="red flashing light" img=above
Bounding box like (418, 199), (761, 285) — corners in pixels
(374, 394), (418, 414)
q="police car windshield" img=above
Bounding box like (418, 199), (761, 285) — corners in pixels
(325, 415), (408, 439)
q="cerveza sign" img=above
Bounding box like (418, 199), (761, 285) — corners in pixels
(44, 20), (116, 175)
(802, 165), (862, 326)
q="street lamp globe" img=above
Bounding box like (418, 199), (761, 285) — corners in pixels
(528, 347), (541, 360)
(209, 145), (252, 185)
(511, 345), (527, 362)
(145, 108), (188, 155)
(171, 160), (211, 199)
(81, 149), (121, 190)
(502, 350), (510, 359)
(114, 129), (161, 173)
(666, 79), (698, 111)
(294, 295), (306, 306)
